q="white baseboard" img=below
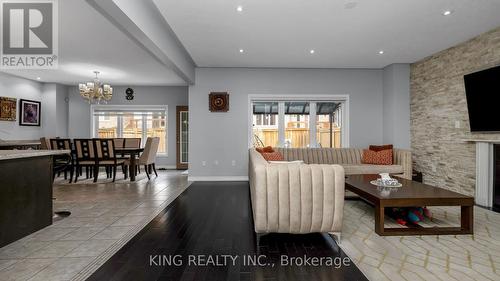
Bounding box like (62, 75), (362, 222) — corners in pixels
(188, 176), (249, 182)
(156, 165), (176, 170)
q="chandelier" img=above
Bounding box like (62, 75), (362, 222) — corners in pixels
(79, 71), (113, 104)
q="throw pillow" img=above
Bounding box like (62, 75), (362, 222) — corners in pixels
(362, 149), (393, 165)
(256, 146), (274, 153)
(261, 151), (284, 161)
(369, 144), (393, 152)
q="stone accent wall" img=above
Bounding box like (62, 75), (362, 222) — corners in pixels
(411, 27), (500, 196)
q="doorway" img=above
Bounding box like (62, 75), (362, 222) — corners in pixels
(176, 106), (188, 170)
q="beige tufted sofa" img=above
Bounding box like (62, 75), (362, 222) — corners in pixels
(274, 148), (412, 179)
(249, 149), (345, 242)
(248, 147), (412, 241)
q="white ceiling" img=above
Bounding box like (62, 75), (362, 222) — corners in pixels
(1, 0), (186, 86)
(154, 0), (500, 68)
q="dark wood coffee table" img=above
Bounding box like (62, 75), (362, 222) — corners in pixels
(345, 175), (474, 236)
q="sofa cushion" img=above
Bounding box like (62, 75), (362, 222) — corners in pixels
(342, 164), (403, 175)
(276, 147), (364, 164)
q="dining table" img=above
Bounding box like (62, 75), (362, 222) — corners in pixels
(115, 147), (144, 182)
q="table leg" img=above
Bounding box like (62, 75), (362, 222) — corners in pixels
(129, 152), (137, 182)
(461, 205), (474, 234)
(374, 203), (385, 235)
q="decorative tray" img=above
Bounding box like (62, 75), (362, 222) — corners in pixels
(370, 180), (402, 188)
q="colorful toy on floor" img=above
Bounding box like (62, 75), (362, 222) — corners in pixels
(386, 207), (433, 226)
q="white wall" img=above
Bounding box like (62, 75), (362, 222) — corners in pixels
(68, 85), (188, 167)
(41, 83), (69, 138)
(0, 72), (44, 140)
(189, 68), (385, 179)
(382, 64), (410, 149)
(56, 84), (69, 137)
(41, 84), (57, 137)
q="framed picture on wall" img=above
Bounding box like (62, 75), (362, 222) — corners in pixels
(19, 99), (41, 126)
(0, 97), (17, 121)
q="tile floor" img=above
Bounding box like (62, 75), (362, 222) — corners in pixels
(340, 200), (500, 281)
(0, 170), (190, 281)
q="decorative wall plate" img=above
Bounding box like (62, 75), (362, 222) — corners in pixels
(209, 92), (229, 112)
(125, 88), (134, 100)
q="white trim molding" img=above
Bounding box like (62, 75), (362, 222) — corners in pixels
(156, 165), (177, 170)
(188, 176), (249, 182)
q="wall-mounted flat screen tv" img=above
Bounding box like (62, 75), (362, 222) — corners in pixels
(464, 65), (500, 132)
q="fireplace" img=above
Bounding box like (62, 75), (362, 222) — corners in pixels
(494, 145), (500, 211)
(469, 139), (500, 210)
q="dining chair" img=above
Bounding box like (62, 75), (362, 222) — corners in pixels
(113, 138), (125, 158)
(124, 138), (142, 172)
(94, 138), (126, 182)
(40, 137), (51, 150)
(50, 138), (73, 182)
(74, 139), (97, 183)
(124, 138), (141, 149)
(50, 138), (71, 151)
(113, 138), (125, 148)
(125, 137), (160, 180)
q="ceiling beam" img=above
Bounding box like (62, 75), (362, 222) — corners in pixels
(86, 0), (196, 84)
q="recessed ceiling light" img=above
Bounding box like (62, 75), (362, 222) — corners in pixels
(378, 50), (384, 55)
(310, 49), (315, 54)
(443, 10), (452, 16)
(36, 77), (41, 80)
(239, 49), (244, 53)
(236, 6), (243, 12)
(344, 2), (358, 10)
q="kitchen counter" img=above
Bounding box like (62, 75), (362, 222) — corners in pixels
(0, 149), (70, 160)
(0, 140), (41, 150)
(0, 150), (68, 247)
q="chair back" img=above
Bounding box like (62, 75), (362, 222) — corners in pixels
(50, 138), (71, 150)
(40, 137), (51, 150)
(140, 137), (160, 164)
(124, 138), (141, 149)
(74, 139), (96, 162)
(113, 138), (125, 149)
(94, 138), (117, 161)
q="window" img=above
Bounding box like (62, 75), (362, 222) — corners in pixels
(92, 106), (167, 155)
(250, 97), (347, 148)
(252, 102), (279, 147)
(97, 115), (118, 138)
(284, 102), (310, 148)
(316, 102), (342, 148)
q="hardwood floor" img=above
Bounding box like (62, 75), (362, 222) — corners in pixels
(88, 181), (367, 281)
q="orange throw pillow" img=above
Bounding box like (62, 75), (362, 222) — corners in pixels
(362, 149), (393, 165)
(256, 146), (274, 153)
(261, 152), (284, 161)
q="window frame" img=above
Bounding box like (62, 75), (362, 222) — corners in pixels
(248, 95), (350, 148)
(90, 105), (168, 157)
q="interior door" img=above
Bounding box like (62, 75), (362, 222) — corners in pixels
(176, 106), (188, 170)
